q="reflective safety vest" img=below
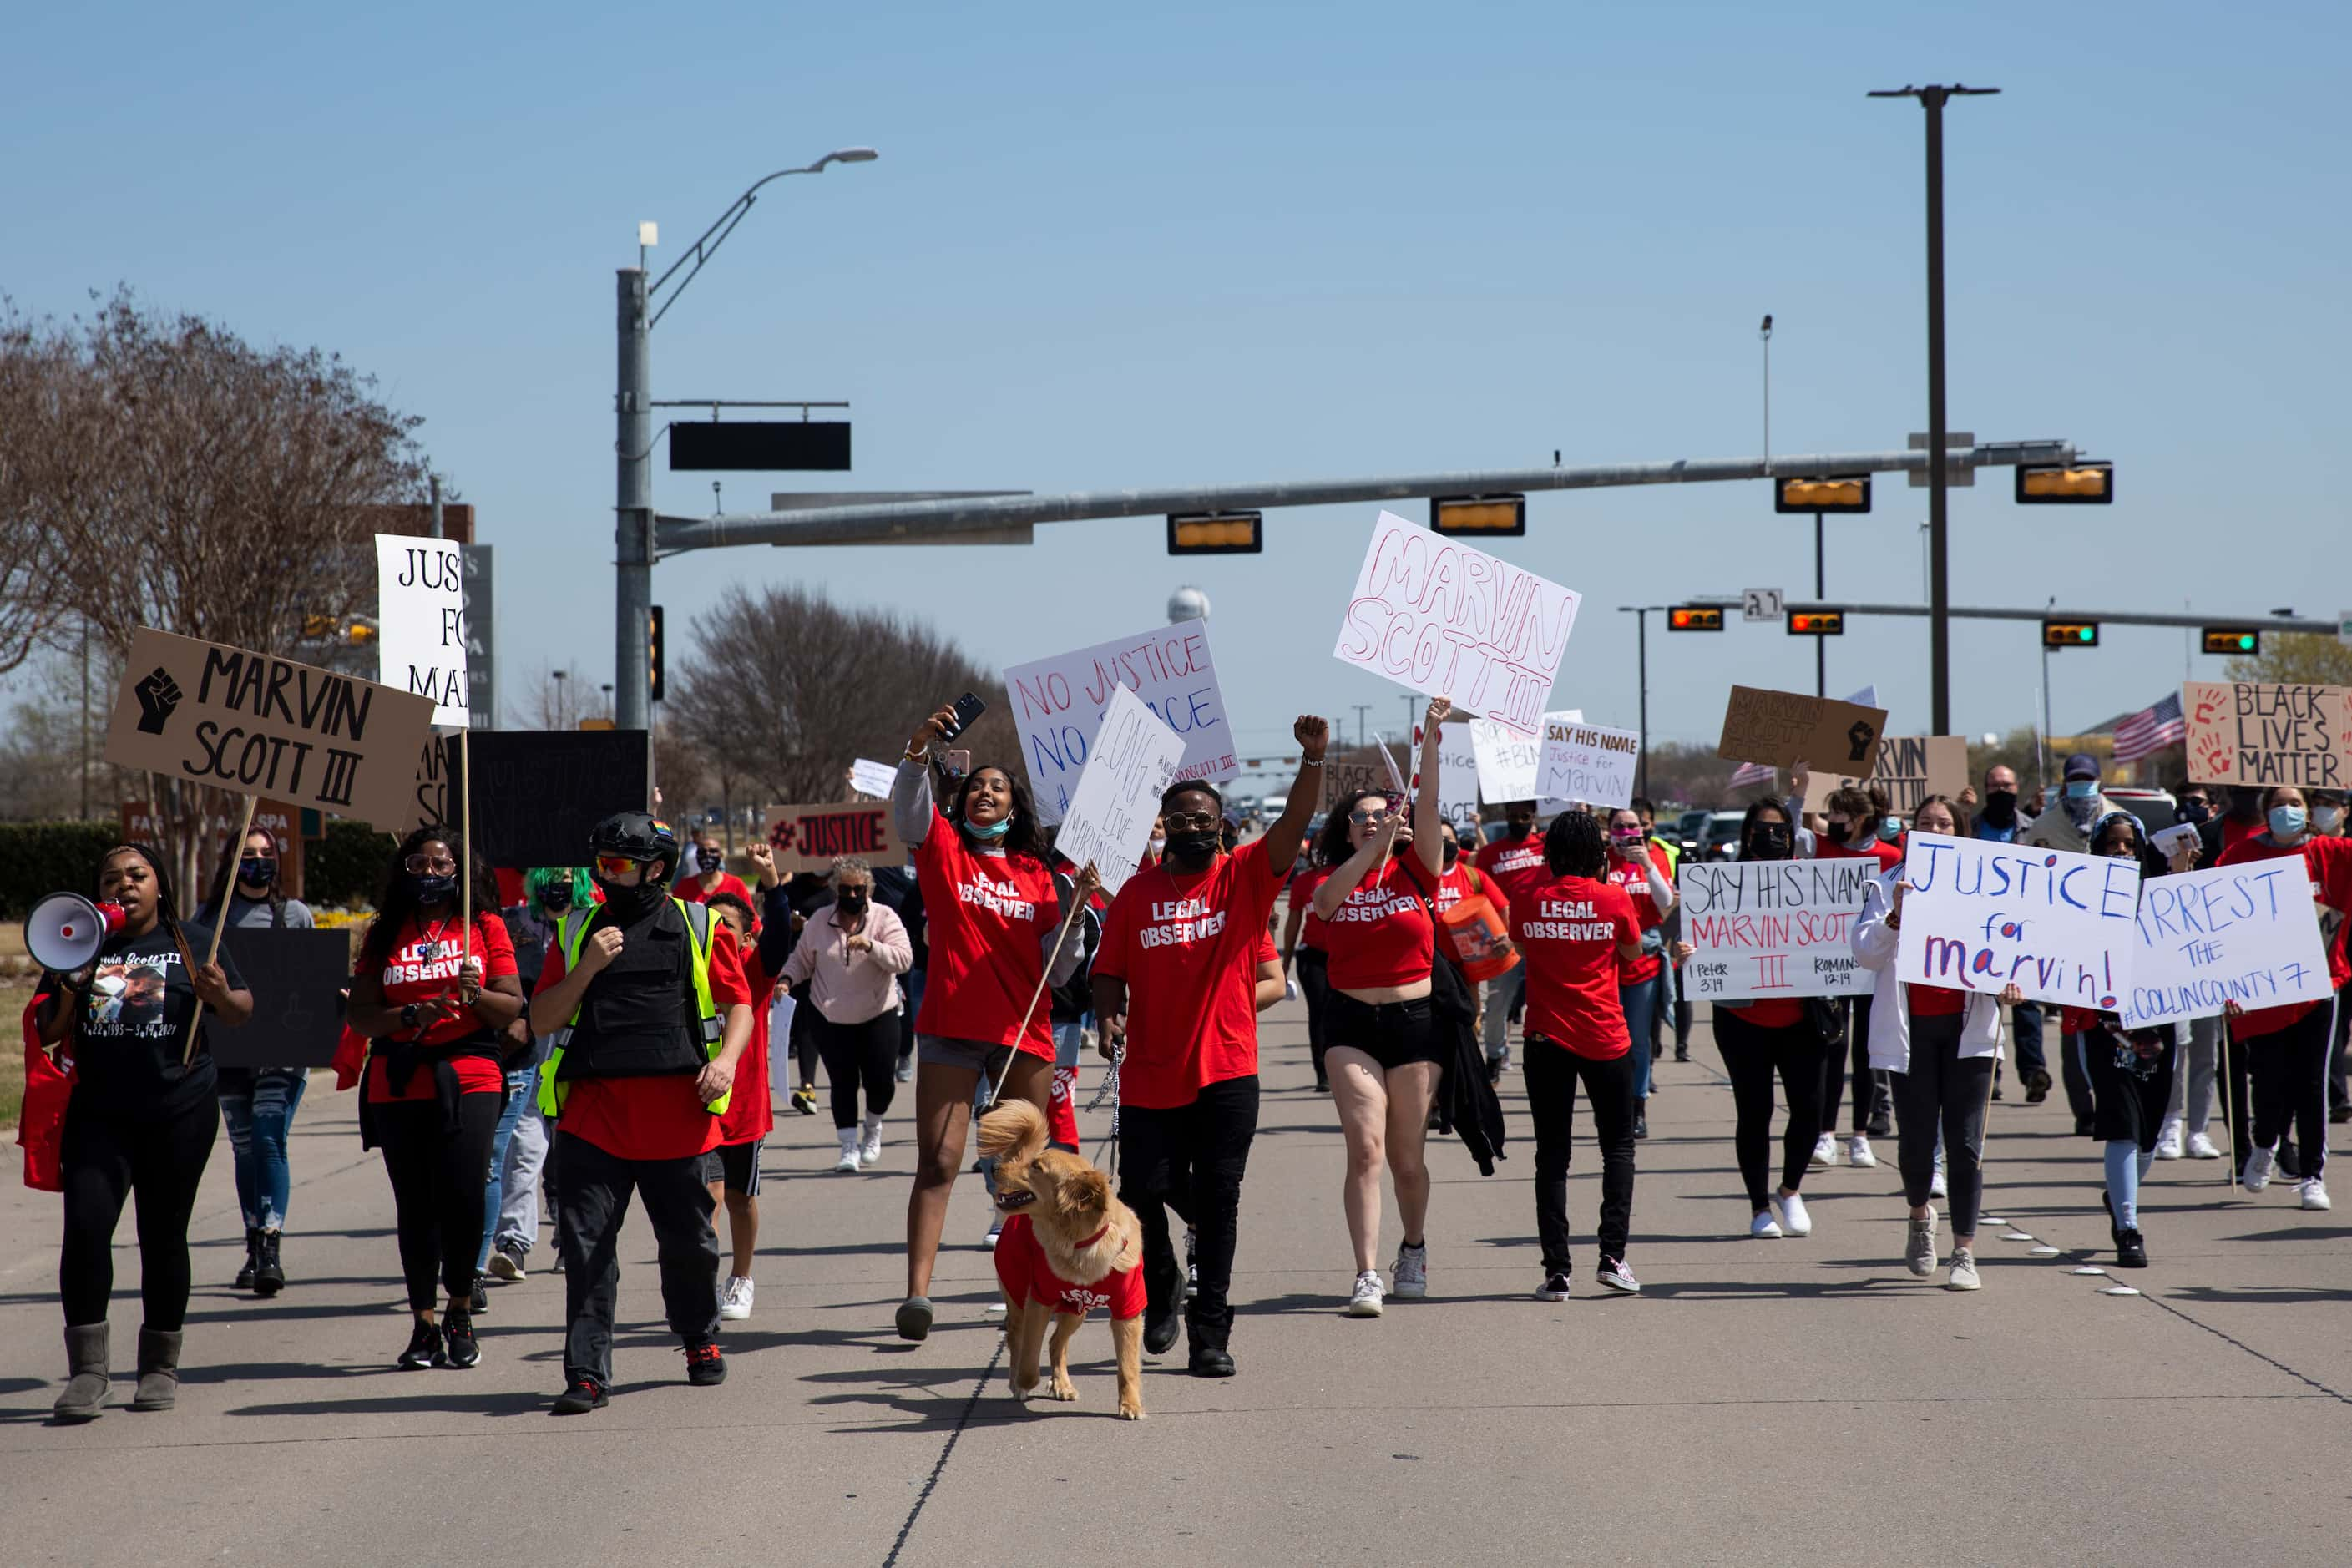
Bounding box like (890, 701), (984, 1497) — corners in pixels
(536, 898), (728, 1118)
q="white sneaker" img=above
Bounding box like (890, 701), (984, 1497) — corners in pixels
(2299, 1179), (2331, 1211)
(1809, 1134), (1839, 1170)
(982, 1212), (1004, 1250)
(2244, 1148), (2275, 1192)
(1847, 1136), (1878, 1169)
(2152, 1120), (2184, 1161)
(1347, 1270), (1385, 1317)
(487, 1247), (525, 1282)
(1390, 1242), (1429, 1299)
(1749, 1210), (1783, 1238)
(857, 1119), (884, 1166)
(1946, 1246), (1981, 1291)
(719, 1275), (754, 1321)
(2187, 1130), (2222, 1160)
(1930, 1150), (1949, 1201)
(1905, 1210), (1939, 1277)
(1769, 1191), (1813, 1237)
(834, 1134), (862, 1175)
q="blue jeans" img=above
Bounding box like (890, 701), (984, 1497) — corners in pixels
(1622, 979), (1659, 1100)
(476, 1067), (538, 1272)
(219, 1069), (307, 1232)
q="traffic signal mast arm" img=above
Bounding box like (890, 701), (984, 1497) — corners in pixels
(1684, 599), (2334, 635)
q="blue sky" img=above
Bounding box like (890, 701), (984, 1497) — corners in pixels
(8, 1), (2345, 782)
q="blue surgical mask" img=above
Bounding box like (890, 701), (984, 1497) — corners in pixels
(2065, 780), (2097, 800)
(2314, 805), (2345, 834)
(2269, 805), (2309, 841)
(1880, 816), (1901, 841)
(962, 815), (1010, 842)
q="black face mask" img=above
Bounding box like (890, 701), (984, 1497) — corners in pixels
(1983, 790), (2017, 826)
(1508, 819), (1535, 840)
(1748, 825), (1794, 861)
(2176, 801), (2211, 827)
(540, 889), (573, 916)
(407, 872), (458, 905)
(1823, 821), (1852, 845)
(836, 891), (868, 916)
(238, 857), (276, 887)
(1168, 831), (1220, 867)
(594, 875), (664, 921)
(1441, 841), (1461, 867)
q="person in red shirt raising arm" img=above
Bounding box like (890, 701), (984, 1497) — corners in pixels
(890, 701), (1100, 1343)
(1313, 701), (1454, 1317)
(1093, 716), (1326, 1378)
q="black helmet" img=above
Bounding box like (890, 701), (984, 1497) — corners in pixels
(589, 811), (678, 878)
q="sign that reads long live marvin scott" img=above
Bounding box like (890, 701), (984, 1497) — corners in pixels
(1333, 511), (1580, 736)
(1004, 619), (1234, 825)
(1054, 685), (1186, 895)
(2117, 862), (2334, 1028)
(1894, 832), (2140, 1009)
(1680, 858), (1878, 1000)
(105, 627), (438, 832)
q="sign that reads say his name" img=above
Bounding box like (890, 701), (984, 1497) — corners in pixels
(2117, 862), (2334, 1028)
(1680, 858), (1878, 1000)
(1894, 832), (2141, 1009)
(375, 534), (468, 728)
(1536, 717), (1641, 810)
(1717, 685), (1888, 776)
(1004, 619), (1233, 825)
(1333, 511), (1581, 736)
(763, 802), (908, 877)
(2183, 680), (2352, 790)
(1054, 685), (1186, 895)
(104, 627), (438, 833)
(1471, 710), (1580, 806)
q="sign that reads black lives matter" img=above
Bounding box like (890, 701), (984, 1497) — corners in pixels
(104, 628), (438, 832)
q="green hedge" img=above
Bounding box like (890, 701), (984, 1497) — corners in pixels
(0, 818), (397, 918)
(306, 818), (399, 909)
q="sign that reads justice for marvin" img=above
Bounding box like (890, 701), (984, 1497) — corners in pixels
(1894, 832), (2141, 1009)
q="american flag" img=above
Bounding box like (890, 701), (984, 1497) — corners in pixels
(2113, 692), (2187, 764)
(1728, 761), (1778, 789)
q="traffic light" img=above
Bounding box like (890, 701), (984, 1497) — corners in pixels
(1431, 493), (1526, 536)
(1774, 475), (1872, 514)
(345, 621), (375, 647)
(301, 615), (336, 640)
(1667, 605), (1725, 631)
(2202, 627), (2260, 656)
(2043, 620), (2101, 649)
(1787, 610), (1845, 636)
(2016, 462), (2113, 504)
(1166, 511), (1263, 554)
(649, 606), (665, 702)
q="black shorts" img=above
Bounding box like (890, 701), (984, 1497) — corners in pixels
(1324, 993), (1445, 1072)
(710, 1139), (763, 1196)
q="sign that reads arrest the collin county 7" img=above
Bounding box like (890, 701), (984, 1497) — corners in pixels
(1894, 832), (2141, 1009)
(2116, 862), (2335, 1028)
(1333, 510), (1580, 736)
(1679, 857), (1878, 1000)
(1004, 619), (1234, 825)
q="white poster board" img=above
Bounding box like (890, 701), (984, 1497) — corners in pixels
(1332, 510), (1581, 736)
(1415, 721), (1480, 829)
(1894, 832), (2141, 1009)
(1004, 618), (1233, 824)
(849, 758), (898, 800)
(1052, 685), (1186, 895)
(1535, 717), (1641, 810)
(2117, 863), (2334, 1027)
(374, 534), (468, 729)
(1679, 858), (1878, 1000)
(1472, 709), (1580, 806)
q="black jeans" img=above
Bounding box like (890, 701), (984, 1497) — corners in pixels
(1295, 948), (1331, 1081)
(1523, 1039), (1636, 1271)
(1117, 1075), (1259, 1348)
(814, 1011), (900, 1130)
(1821, 996), (1890, 1136)
(1714, 1008), (1828, 1211)
(2249, 1002), (2334, 1181)
(554, 1129), (721, 1383)
(2081, 1028), (2174, 1151)
(377, 1093), (501, 1312)
(1891, 1014), (1993, 1237)
(59, 1090), (217, 1330)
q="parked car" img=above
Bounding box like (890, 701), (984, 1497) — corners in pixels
(1696, 811), (1747, 861)
(2102, 787), (2178, 830)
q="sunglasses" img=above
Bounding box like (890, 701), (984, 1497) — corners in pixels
(1348, 809), (1393, 826)
(1163, 812), (1219, 832)
(594, 854), (646, 878)
(403, 853), (458, 874)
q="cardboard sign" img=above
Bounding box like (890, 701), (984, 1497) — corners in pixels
(1319, 756), (1392, 813)
(1332, 511), (1581, 736)
(214, 928), (353, 1070)
(1680, 858), (1879, 1000)
(2117, 863), (2334, 1028)
(1053, 685), (1186, 894)
(849, 758), (898, 800)
(1801, 735), (1969, 814)
(1414, 721), (1481, 829)
(763, 802), (908, 876)
(1004, 618), (1235, 824)
(460, 730), (652, 870)
(1717, 685), (1888, 776)
(1536, 717), (1641, 810)
(2183, 680), (2352, 789)
(1894, 832), (2140, 1009)
(1471, 710), (1580, 806)
(104, 627), (438, 832)
(407, 733), (458, 833)
(375, 534), (469, 729)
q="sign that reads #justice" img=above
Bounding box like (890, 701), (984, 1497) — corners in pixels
(1894, 832), (2141, 1009)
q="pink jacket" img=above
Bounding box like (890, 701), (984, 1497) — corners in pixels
(781, 901), (912, 1025)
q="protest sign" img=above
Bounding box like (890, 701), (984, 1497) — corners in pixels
(1717, 685), (1888, 776)
(1471, 710), (1580, 805)
(1536, 717), (1641, 810)
(214, 928), (353, 1070)
(1004, 618), (1234, 823)
(2183, 680), (2352, 789)
(1414, 720), (1480, 829)
(459, 730), (651, 869)
(2116, 862), (2334, 1028)
(1320, 755), (1389, 813)
(1053, 685), (1186, 894)
(1801, 735), (1969, 814)
(104, 627), (438, 832)
(406, 733), (458, 834)
(1679, 858), (1878, 1000)
(1332, 511), (1581, 736)
(119, 801), (166, 842)
(1894, 832), (2140, 1009)
(375, 534), (468, 729)
(763, 801), (908, 877)
(849, 758), (898, 799)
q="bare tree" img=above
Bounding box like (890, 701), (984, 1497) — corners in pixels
(519, 661), (591, 731)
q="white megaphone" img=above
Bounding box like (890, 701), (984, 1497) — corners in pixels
(26, 892), (127, 973)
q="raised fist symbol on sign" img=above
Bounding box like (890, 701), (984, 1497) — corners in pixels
(1845, 721), (1876, 765)
(134, 667), (184, 735)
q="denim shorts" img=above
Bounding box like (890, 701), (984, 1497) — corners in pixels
(1324, 994), (1445, 1072)
(918, 1033), (1019, 1077)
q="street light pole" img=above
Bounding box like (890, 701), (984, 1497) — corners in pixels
(1620, 606), (1654, 798)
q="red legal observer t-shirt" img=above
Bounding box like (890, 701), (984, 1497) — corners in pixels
(718, 940), (779, 1146)
(2214, 834), (2352, 1039)
(536, 917), (753, 1161)
(366, 912), (518, 1104)
(1818, 836), (1904, 874)
(1096, 838), (1282, 1109)
(1289, 866), (1331, 951)
(1909, 984), (1967, 1019)
(914, 810), (1061, 1059)
(1475, 832), (1550, 923)
(1323, 854), (1439, 990)
(1435, 861), (1484, 914)
(1515, 873), (1639, 1060)
(675, 870), (754, 908)
(1604, 849), (1667, 985)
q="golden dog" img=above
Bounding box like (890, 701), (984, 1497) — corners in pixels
(977, 1099), (1146, 1419)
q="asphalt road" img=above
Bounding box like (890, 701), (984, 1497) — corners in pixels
(3, 997), (2347, 1566)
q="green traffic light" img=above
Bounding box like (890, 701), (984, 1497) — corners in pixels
(2078, 628), (2095, 642)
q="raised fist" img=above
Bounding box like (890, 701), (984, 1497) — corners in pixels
(134, 668), (184, 735)
(1294, 715), (1329, 761)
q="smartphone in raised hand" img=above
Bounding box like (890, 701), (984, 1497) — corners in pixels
(941, 692), (987, 741)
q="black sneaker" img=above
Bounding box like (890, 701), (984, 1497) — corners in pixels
(2101, 1191), (2120, 1245)
(1535, 1272), (1572, 1302)
(895, 1295), (933, 1341)
(2024, 1069), (2052, 1104)
(1866, 1112), (1893, 1138)
(397, 1318), (447, 1370)
(684, 1340), (726, 1387)
(1673, 1047), (1690, 1064)
(235, 1227), (260, 1291)
(1632, 1110), (1649, 1140)
(2277, 1141), (2303, 1180)
(469, 1280), (489, 1315)
(1187, 1342), (1236, 1378)
(1596, 1257), (1641, 1294)
(552, 1375), (607, 1414)
(2116, 1228), (2148, 1268)
(443, 1313), (480, 1368)
(1313, 1073), (1331, 1094)
(254, 1231), (285, 1297)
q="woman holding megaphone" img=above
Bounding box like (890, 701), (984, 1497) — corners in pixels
(36, 843), (253, 1423)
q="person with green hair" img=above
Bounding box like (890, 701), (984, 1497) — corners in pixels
(483, 867), (594, 1282)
